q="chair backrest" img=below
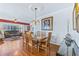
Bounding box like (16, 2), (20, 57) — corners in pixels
(25, 32), (29, 42)
(36, 31), (40, 37)
(47, 32), (52, 44)
(27, 32), (33, 45)
(22, 32), (26, 40)
(40, 31), (46, 38)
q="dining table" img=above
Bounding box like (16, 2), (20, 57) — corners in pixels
(32, 34), (47, 51)
(31, 33), (60, 56)
(32, 31), (48, 45)
(33, 34), (47, 43)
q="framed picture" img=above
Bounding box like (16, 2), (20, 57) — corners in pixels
(73, 3), (77, 30)
(73, 6), (76, 30)
(41, 16), (53, 30)
(76, 15), (79, 32)
(73, 3), (79, 32)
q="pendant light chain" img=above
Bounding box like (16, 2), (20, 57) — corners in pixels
(35, 8), (37, 25)
(34, 8), (37, 36)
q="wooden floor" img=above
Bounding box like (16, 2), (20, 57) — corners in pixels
(0, 37), (60, 56)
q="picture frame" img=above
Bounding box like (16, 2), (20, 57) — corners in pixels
(76, 15), (79, 32)
(41, 16), (53, 30)
(73, 3), (77, 30)
(73, 7), (76, 30)
(73, 3), (79, 33)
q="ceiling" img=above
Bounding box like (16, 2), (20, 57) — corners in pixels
(0, 3), (73, 23)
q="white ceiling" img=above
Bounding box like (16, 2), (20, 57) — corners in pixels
(0, 3), (73, 23)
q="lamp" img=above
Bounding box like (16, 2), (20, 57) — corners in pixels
(32, 8), (40, 25)
(14, 19), (17, 22)
(32, 20), (40, 25)
(29, 4), (44, 35)
(12, 18), (17, 22)
(31, 7), (40, 36)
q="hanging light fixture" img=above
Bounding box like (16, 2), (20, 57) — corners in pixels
(30, 4), (44, 26)
(33, 7), (37, 25)
(30, 7), (38, 35)
(14, 19), (17, 22)
(29, 4), (44, 34)
(12, 17), (17, 22)
(31, 7), (40, 25)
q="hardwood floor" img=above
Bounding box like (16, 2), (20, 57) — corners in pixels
(0, 37), (60, 56)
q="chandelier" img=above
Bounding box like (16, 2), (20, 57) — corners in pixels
(31, 7), (40, 25)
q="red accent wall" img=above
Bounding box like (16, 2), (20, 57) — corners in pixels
(0, 19), (30, 25)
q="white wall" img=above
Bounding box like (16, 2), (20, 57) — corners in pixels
(35, 4), (76, 55)
(38, 6), (74, 43)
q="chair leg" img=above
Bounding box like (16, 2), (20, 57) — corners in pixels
(31, 46), (33, 53)
(48, 45), (50, 56)
(48, 47), (50, 56)
(45, 47), (48, 56)
(37, 42), (39, 53)
(45, 46), (50, 56)
(26, 43), (29, 50)
(28, 45), (32, 54)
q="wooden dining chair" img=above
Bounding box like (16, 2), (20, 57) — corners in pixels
(40, 31), (46, 38)
(25, 32), (30, 48)
(27, 31), (38, 53)
(22, 32), (28, 48)
(38, 32), (52, 55)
